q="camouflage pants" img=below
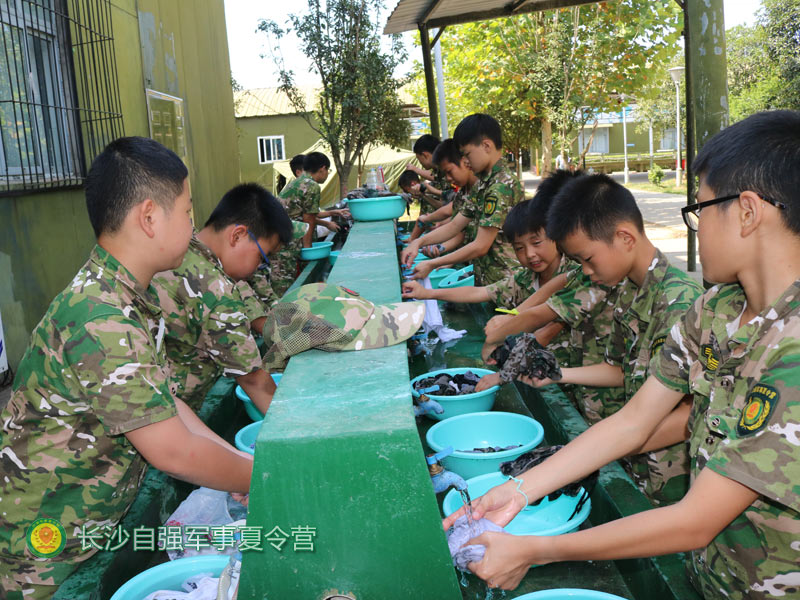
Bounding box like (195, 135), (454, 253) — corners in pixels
(1, 553), (79, 600)
(623, 441), (690, 506)
(246, 271), (279, 308)
(575, 384), (626, 426)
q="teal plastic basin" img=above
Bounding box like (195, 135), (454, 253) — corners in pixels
(329, 250), (340, 266)
(429, 267), (456, 289)
(511, 590), (627, 600)
(347, 195), (405, 221)
(443, 471), (591, 536)
(438, 264), (474, 288)
(410, 367), (499, 421)
(427, 412), (544, 479)
(300, 241), (333, 261)
(235, 420), (261, 455)
(110, 555), (229, 600)
(236, 374), (282, 422)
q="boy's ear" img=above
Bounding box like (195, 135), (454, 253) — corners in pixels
(614, 225), (637, 251)
(228, 223), (249, 247)
(738, 191), (764, 237)
(138, 198), (158, 239)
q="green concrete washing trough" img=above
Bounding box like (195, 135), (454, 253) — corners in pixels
(238, 220), (461, 599)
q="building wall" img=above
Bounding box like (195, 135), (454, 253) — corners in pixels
(0, 0), (239, 370)
(571, 122), (667, 157)
(237, 114), (321, 191)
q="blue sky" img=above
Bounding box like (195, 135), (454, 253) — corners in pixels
(225, 0), (762, 90)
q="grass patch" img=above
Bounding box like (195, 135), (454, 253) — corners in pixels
(626, 181), (687, 195)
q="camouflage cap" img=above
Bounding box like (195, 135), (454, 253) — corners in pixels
(262, 283), (425, 369)
(292, 221), (310, 239)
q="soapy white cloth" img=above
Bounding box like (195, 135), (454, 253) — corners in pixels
(419, 277), (466, 343)
(142, 566), (240, 600)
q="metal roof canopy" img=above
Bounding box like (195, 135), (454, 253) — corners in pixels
(383, 0), (730, 272)
(384, 0), (598, 34)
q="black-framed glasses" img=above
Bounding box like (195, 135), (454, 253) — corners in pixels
(681, 193), (787, 232)
(246, 229), (271, 271)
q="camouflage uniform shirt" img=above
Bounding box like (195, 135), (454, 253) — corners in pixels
(653, 279), (800, 600)
(485, 255), (573, 309)
(152, 235), (262, 409)
(458, 160), (523, 286)
(605, 248), (702, 505)
(546, 268), (624, 424)
(272, 174), (321, 296)
(0, 245), (177, 591)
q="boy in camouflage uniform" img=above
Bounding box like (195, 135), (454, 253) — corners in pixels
(402, 114), (523, 286)
(405, 134), (453, 242)
(152, 183), (293, 412)
(270, 151), (347, 297)
(523, 174), (701, 506)
(0, 138), (253, 599)
(446, 110), (800, 600)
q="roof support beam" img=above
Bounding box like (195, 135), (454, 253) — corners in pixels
(431, 25), (446, 47)
(420, 0), (446, 24)
(419, 0), (598, 30)
(418, 23), (441, 138)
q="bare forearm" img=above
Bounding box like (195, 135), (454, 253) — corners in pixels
(516, 273), (568, 311)
(559, 362), (624, 387)
(164, 435), (253, 493)
(415, 222), (462, 247)
(634, 396), (691, 454)
(428, 285), (491, 303)
(237, 369), (277, 415)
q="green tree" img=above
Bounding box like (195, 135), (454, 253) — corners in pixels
(411, 1), (681, 174)
(760, 0), (800, 110)
(259, 0), (411, 196)
(726, 23), (781, 121)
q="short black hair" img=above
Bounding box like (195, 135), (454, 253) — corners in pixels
(303, 151), (330, 173)
(503, 200), (533, 240)
(398, 169), (420, 189)
(453, 114), (502, 150)
(546, 173), (644, 243)
(432, 138), (461, 167)
(693, 109), (800, 235)
(528, 171), (586, 236)
(413, 134), (440, 155)
(289, 154), (305, 175)
(85, 136), (188, 238)
(204, 183), (293, 245)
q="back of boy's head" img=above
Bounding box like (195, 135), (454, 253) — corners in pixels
(85, 136), (188, 238)
(398, 169), (420, 189)
(546, 173), (644, 244)
(432, 138), (461, 167)
(693, 109), (800, 235)
(453, 114), (502, 149)
(303, 151), (330, 173)
(413, 134), (440, 155)
(204, 183), (293, 245)
(289, 154), (305, 174)
(517, 171), (586, 239)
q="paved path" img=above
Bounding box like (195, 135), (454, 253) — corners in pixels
(521, 170), (703, 282)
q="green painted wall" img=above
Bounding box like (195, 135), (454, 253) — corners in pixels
(570, 122), (664, 158)
(236, 113), (321, 191)
(0, 0), (239, 370)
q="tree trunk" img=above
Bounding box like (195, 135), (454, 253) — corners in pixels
(516, 148), (522, 180)
(337, 162), (352, 198)
(529, 144), (536, 174)
(541, 119), (553, 176)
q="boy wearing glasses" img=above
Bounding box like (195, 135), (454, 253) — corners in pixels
(152, 183), (293, 412)
(446, 111), (800, 600)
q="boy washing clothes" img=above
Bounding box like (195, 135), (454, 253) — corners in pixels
(446, 111), (800, 600)
(402, 114), (524, 286)
(0, 138), (253, 599)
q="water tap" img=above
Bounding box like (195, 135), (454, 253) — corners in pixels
(426, 447), (467, 493)
(413, 392), (444, 417)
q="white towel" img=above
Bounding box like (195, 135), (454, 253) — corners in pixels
(419, 277), (466, 343)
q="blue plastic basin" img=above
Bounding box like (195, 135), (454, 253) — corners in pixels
(110, 555), (229, 600)
(443, 471), (591, 537)
(235, 373), (281, 422)
(428, 412), (544, 479)
(511, 590), (627, 600)
(438, 264), (474, 288)
(328, 250), (340, 266)
(300, 241), (333, 261)
(429, 267), (457, 289)
(235, 420), (261, 455)
(410, 367), (499, 421)
(347, 195), (406, 221)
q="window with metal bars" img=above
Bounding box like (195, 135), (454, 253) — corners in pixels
(257, 135), (285, 164)
(0, 0), (123, 195)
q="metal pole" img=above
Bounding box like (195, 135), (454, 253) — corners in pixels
(622, 105), (629, 184)
(432, 29), (448, 138)
(649, 120), (654, 170)
(675, 80), (682, 186)
(419, 24), (440, 139)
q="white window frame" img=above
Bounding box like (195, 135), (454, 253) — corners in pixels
(257, 135), (285, 164)
(578, 127), (609, 155)
(659, 128), (677, 151)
